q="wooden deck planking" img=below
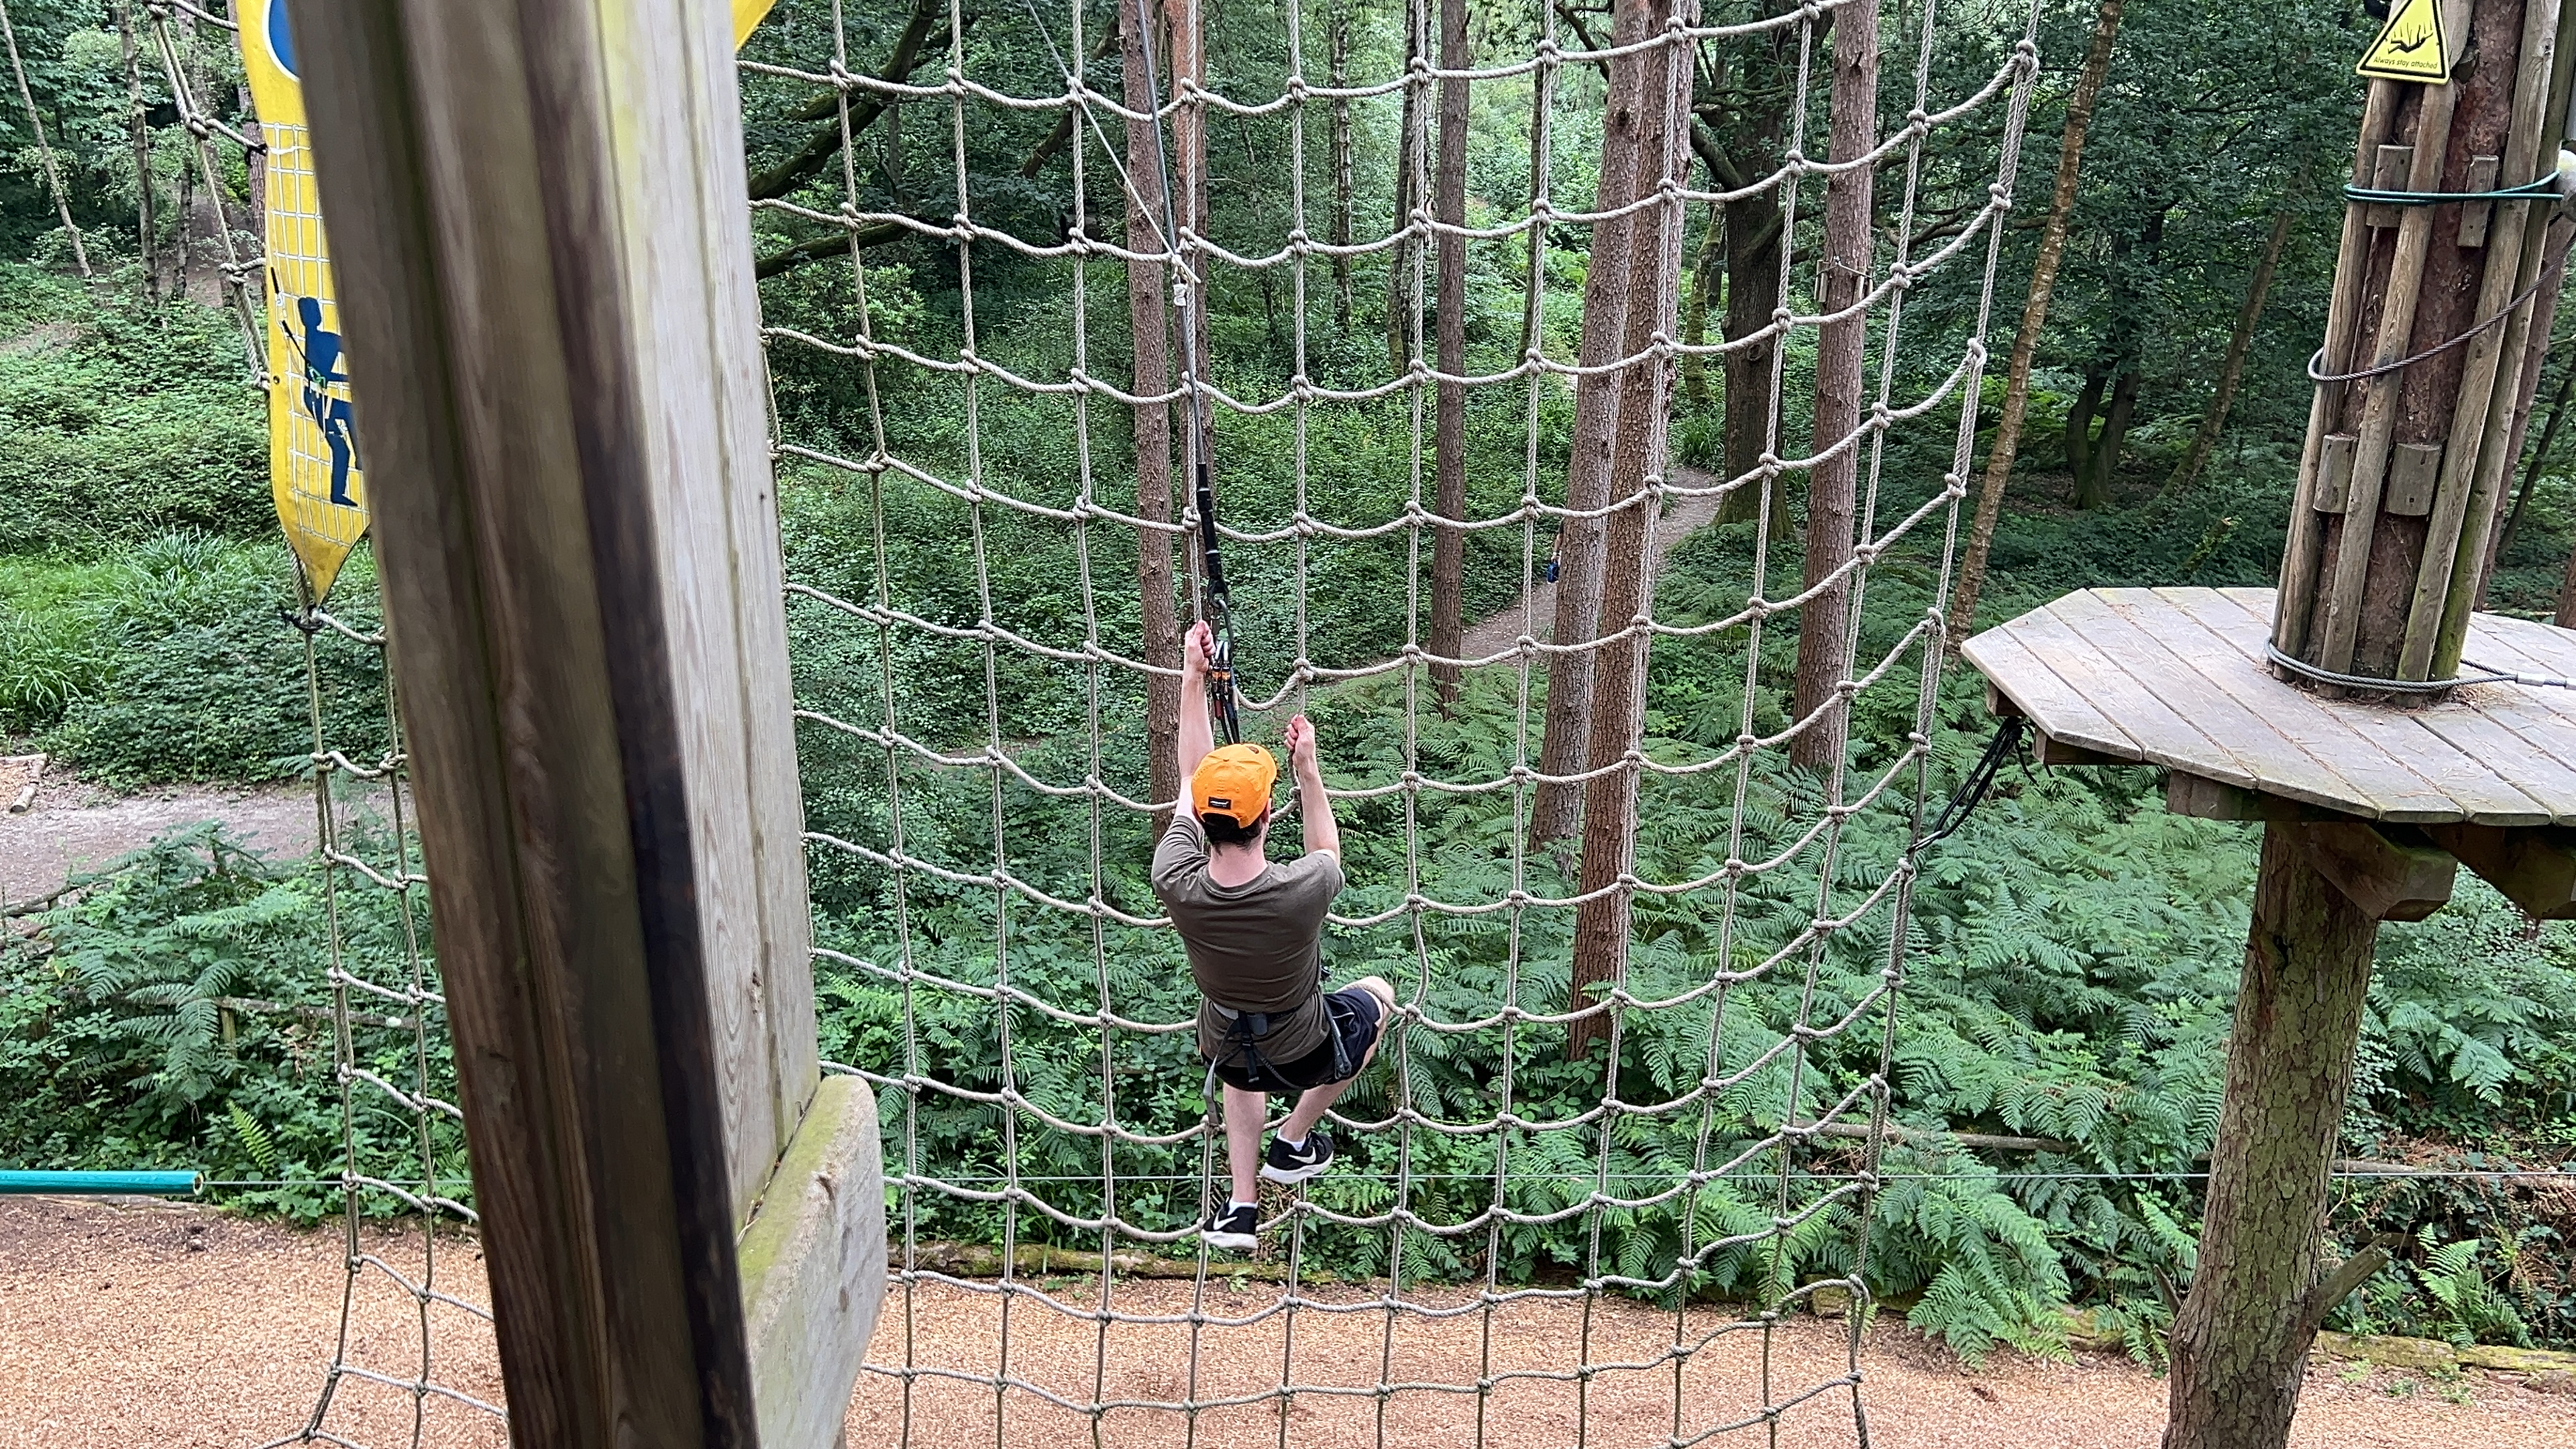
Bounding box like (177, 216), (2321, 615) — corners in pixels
(2148, 588), (2480, 822)
(1956, 624), (2153, 765)
(1980, 599), (2254, 785)
(2051, 590), (2355, 811)
(2180, 590), (2551, 824)
(1970, 586), (2576, 826)
(2195, 590), (2563, 824)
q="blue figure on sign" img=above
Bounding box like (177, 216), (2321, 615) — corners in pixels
(284, 292), (361, 506)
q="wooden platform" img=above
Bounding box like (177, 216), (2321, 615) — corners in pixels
(1962, 586), (2576, 827)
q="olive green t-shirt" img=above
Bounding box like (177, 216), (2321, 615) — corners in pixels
(1150, 812), (1344, 1062)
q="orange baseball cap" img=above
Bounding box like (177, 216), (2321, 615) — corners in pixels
(1191, 743), (1279, 827)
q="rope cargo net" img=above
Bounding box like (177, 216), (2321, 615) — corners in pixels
(141, 0), (2043, 1442)
(763, 0), (2039, 1444)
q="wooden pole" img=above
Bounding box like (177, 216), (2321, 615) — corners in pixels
(282, 3), (882, 1446)
(2181, 5), (2568, 1446)
(2163, 827), (2381, 1449)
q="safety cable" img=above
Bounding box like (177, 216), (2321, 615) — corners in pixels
(2343, 172), (2565, 208)
(1132, 0), (1238, 745)
(2265, 641), (2576, 694)
(1913, 716), (2025, 851)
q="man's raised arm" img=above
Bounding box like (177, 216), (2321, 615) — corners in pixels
(1174, 619), (1216, 795)
(1287, 714), (1339, 861)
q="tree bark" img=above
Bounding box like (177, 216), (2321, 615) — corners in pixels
(1945, 0), (2124, 645)
(2063, 364), (2103, 486)
(2163, 825), (2379, 1449)
(1567, 0), (1688, 1061)
(2166, 206), (2296, 494)
(1788, 0), (1880, 773)
(2078, 366), (2137, 510)
(1681, 205), (1721, 405)
(1429, 0), (1472, 708)
(1329, 2), (1354, 337)
(1122, 0), (1182, 816)
(116, 1), (158, 302)
(1713, 185), (1784, 527)
(1389, 0), (1428, 376)
(1527, 0), (1649, 850)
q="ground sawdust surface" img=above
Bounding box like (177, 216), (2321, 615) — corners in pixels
(5, 1198), (2573, 1447)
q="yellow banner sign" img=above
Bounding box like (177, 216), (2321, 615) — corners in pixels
(236, 0), (778, 600)
(239, 0), (363, 600)
(2358, 0), (2455, 85)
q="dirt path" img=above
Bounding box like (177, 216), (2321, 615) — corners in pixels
(4, 1196), (2567, 1448)
(0, 772), (325, 913)
(1454, 464), (1731, 665)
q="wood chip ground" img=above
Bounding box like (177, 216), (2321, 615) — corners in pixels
(5, 1198), (2571, 1446)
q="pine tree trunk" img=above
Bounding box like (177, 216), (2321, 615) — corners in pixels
(1713, 190), (1783, 526)
(2163, 825), (2379, 1449)
(1567, 0), (1687, 1061)
(1945, 0), (2124, 645)
(1788, 0), (1879, 773)
(2166, 206), (2294, 495)
(1527, 0), (1649, 850)
(1428, 0), (1471, 708)
(1329, 3), (1354, 337)
(1681, 206), (1720, 405)
(1389, 0), (1427, 376)
(1122, 0), (1182, 816)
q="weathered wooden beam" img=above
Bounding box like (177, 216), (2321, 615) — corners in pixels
(2286, 820), (2457, 922)
(2423, 822), (2576, 918)
(284, 3), (879, 1446)
(2163, 771), (2363, 824)
(2033, 730), (2127, 767)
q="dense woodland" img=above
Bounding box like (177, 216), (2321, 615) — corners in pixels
(3, 0), (2574, 1363)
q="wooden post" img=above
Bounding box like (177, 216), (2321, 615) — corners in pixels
(282, 3), (883, 1446)
(2163, 828), (2380, 1449)
(2179, 3), (2571, 1446)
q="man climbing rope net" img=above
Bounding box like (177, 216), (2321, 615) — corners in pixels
(1153, 619), (1397, 1252)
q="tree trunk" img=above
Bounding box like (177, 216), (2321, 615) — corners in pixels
(1329, 3), (1354, 337)
(116, 1), (158, 303)
(1713, 189), (1784, 527)
(2063, 364), (2104, 486)
(2078, 367), (2136, 510)
(1681, 205), (1721, 405)
(1122, 0), (1182, 816)
(2167, 206), (2295, 494)
(1787, 0), (1879, 774)
(1389, 0), (1427, 376)
(1568, 0), (1688, 1061)
(1945, 0), (2125, 645)
(1527, 0), (1650, 850)
(1428, 0), (1471, 708)
(2163, 825), (2379, 1449)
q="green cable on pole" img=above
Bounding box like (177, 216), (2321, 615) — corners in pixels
(0, 1169), (203, 1195)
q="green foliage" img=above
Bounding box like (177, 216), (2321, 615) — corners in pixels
(0, 533), (390, 781)
(0, 819), (459, 1224)
(0, 271), (266, 553)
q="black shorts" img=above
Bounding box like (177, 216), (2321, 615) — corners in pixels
(1210, 987), (1386, 1093)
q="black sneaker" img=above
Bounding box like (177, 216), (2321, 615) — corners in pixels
(1202, 1201), (1258, 1252)
(1261, 1128), (1336, 1185)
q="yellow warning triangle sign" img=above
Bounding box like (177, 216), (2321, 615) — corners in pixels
(2358, 0), (2456, 84)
